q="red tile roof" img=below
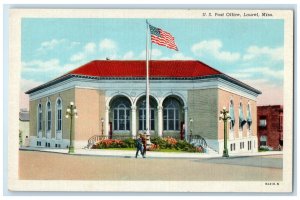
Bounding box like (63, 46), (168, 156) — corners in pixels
(25, 60), (261, 95)
(68, 60), (222, 78)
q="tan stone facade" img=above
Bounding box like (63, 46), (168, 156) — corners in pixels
(29, 88), (74, 138)
(74, 88), (106, 146)
(28, 88), (107, 148)
(188, 88), (218, 140)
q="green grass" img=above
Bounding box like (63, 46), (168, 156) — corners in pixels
(104, 148), (135, 151)
(97, 148), (194, 153)
(153, 149), (186, 153)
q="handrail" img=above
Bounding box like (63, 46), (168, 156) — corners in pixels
(188, 135), (208, 149)
(86, 135), (108, 149)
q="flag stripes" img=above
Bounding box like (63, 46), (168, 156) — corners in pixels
(149, 24), (178, 51)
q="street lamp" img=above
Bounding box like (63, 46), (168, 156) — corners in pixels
(65, 101), (78, 154)
(101, 117), (104, 135)
(219, 106), (231, 158)
(189, 118), (193, 142)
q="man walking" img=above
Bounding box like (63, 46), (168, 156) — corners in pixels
(135, 134), (145, 158)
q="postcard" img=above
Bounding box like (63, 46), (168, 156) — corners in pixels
(8, 8), (293, 192)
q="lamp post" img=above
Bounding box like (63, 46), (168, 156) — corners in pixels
(219, 106), (231, 158)
(101, 117), (104, 135)
(65, 101), (78, 154)
(189, 118), (193, 142)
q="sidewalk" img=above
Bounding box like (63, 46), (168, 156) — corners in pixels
(19, 147), (283, 159)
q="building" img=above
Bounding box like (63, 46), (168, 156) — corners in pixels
(19, 109), (30, 146)
(25, 60), (261, 154)
(257, 105), (283, 150)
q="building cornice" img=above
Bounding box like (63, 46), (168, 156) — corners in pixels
(26, 74), (261, 96)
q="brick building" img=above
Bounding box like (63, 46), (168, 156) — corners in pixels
(257, 105), (283, 150)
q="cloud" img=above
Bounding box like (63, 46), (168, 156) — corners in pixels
(227, 72), (253, 79)
(191, 39), (240, 62)
(99, 38), (117, 51)
(242, 79), (283, 106)
(69, 42), (97, 62)
(22, 59), (61, 72)
(84, 42), (96, 53)
(36, 39), (66, 53)
(160, 52), (193, 60)
(139, 49), (162, 60)
(98, 39), (118, 60)
(243, 46), (283, 61)
(241, 67), (283, 79)
(70, 53), (86, 62)
(123, 51), (135, 60)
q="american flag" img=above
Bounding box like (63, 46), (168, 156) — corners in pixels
(149, 24), (178, 51)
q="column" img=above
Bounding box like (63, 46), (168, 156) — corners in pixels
(131, 106), (137, 138)
(184, 106), (188, 141)
(157, 106), (163, 137)
(105, 106), (110, 136)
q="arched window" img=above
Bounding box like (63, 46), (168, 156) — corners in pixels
(138, 99), (155, 131)
(56, 98), (62, 132)
(46, 101), (52, 132)
(239, 102), (246, 130)
(260, 135), (267, 146)
(229, 100), (235, 130)
(163, 99), (180, 131)
(37, 104), (42, 133)
(246, 103), (252, 130)
(113, 99), (130, 131)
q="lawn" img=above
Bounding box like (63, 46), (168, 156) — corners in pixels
(99, 148), (192, 153)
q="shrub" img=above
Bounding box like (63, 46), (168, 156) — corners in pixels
(151, 136), (168, 149)
(91, 136), (204, 153)
(175, 140), (190, 150)
(163, 136), (178, 149)
(122, 138), (136, 148)
(92, 139), (124, 149)
(149, 144), (160, 151)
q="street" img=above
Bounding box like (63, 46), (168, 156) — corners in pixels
(19, 150), (282, 181)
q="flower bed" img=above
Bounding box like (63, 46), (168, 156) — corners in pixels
(92, 137), (204, 153)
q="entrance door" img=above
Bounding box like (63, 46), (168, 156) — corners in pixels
(109, 122), (113, 139)
(180, 121), (184, 140)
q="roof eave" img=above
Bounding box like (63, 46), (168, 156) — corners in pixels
(219, 74), (262, 95)
(25, 74), (73, 95)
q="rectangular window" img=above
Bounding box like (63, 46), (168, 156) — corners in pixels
(47, 111), (51, 131)
(248, 141), (252, 150)
(260, 135), (267, 146)
(57, 110), (62, 131)
(38, 112), (42, 131)
(259, 118), (267, 128)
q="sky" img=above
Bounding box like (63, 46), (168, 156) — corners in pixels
(20, 18), (284, 109)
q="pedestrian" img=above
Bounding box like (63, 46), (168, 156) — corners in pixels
(142, 133), (147, 156)
(135, 134), (145, 158)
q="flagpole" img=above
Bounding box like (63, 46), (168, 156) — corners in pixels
(145, 20), (150, 136)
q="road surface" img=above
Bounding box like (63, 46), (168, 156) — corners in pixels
(19, 150), (282, 181)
